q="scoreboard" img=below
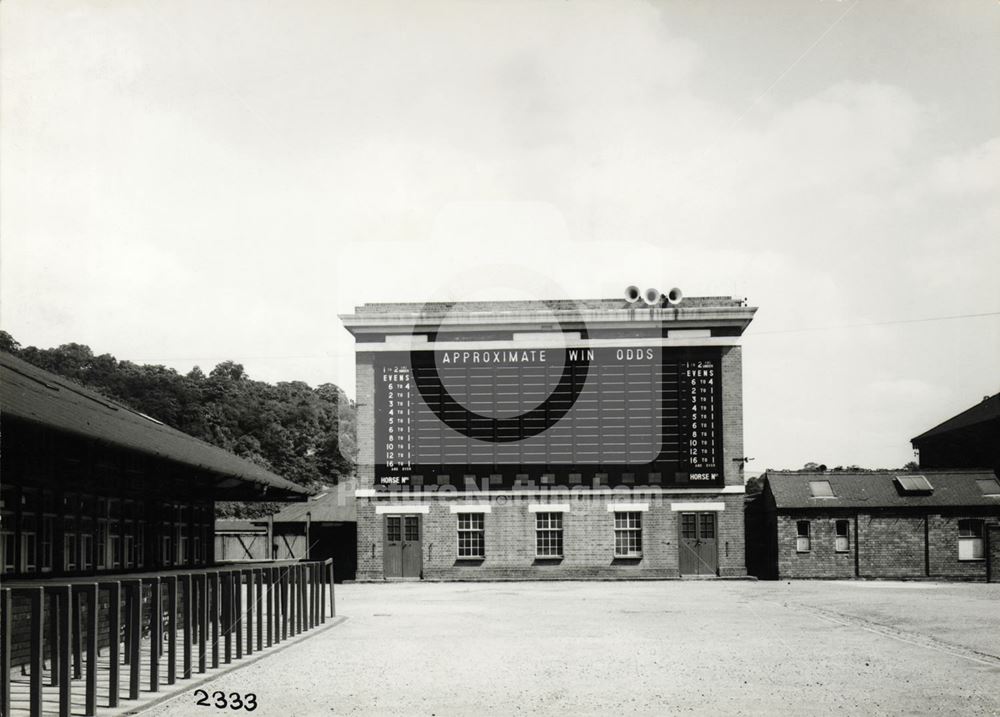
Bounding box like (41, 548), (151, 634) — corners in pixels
(374, 346), (723, 489)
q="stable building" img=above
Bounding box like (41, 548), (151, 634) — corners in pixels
(745, 470), (1000, 581)
(339, 289), (756, 580)
(0, 351), (335, 717)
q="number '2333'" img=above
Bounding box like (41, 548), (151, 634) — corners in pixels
(194, 689), (257, 711)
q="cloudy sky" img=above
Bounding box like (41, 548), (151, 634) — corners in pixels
(2, 0), (998, 471)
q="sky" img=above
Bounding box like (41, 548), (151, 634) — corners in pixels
(2, 0), (998, 471)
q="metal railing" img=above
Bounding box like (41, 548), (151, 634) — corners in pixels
(0, 559), (336, 717)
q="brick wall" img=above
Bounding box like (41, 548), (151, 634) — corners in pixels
(355, 354), (375, 491)
(720, 345), (743, 489)
(927, 514), (989, 579)
(776, 514), (856, 579)
(356, 494), (744, 581)
(989, 524), (1000, 583)
(772, 510), (996, 580)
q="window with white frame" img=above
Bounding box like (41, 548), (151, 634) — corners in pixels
(796, 520), (811, 552)
(0, 530), (14, 574)
(535, 512), (563, 558)
(958, 519), (985, 561)
(63, 515), (78, 571)
(1, 486), (14, 574)
(835, 519), (850, 552)
(613, 512), (642, 557)
(457, 513), (485, 558)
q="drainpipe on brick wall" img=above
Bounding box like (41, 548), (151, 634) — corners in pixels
(853, 514), (860, 578)
(924, 514), (930, 577)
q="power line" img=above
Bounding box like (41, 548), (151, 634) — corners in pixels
(750, 310), (1000, 336)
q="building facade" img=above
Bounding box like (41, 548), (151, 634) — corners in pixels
(911, 392), (1000, 473)
(340, 292), (756, 580)
(1, 351), (338, 717)
(745, 470), (1000, 581)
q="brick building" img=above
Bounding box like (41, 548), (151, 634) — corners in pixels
(339, 291), (756, 580)
(911, 392), (1000, 472)
(745, 471), (1000, 580)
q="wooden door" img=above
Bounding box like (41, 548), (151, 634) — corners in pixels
(402, 516), (422, 578)
(383, 515), (422, 578)
(383, 516), (403, 577)
(679, 512), (719, 576)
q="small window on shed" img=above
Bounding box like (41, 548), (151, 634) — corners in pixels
(809, 481), (835, 498)
(835, 520), (850, 553)
(958, 519), (985, 561)
(796, 521), (811, 552)
(976, 478), (1000, 496)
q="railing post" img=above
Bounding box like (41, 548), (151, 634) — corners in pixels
(0, 589), (11, 717)
(73, 587), (83, 680)
(57, 584), (72, 717)
(122, 589), (130, 667)
(150, 577), (161, 692)
(222, 572), (232, 664)
(210, 573), (220, 669)
(234, 571), (243, 661)
(181, 574), (192, 679)
(85, 583), (98, 716)
(297, 565), (304, 634)
(255, 569), (263, 652)
(128, 580), (142, 700)
(304, 564), (310, 630)
(329, 560), (336, 618)
(314, 563), (320, 626)
(198, 574), (208, 674)
(49, 591), (59, 687)
(246, 569), (254, 656)
(267, 568), (275, 647)
(287, 567), (294, 638)
(30, 587), (44, 717)
(320, 563), (327, 623)
(108, 581), (121, 708)
(166, 576), (177, 685)
(305, 564), (312, 629)
(281, 568), (289, 641)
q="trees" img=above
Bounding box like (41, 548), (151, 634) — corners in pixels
(2, 334), (357, 497)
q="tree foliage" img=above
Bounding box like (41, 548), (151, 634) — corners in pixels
(3, 333), (357, 505)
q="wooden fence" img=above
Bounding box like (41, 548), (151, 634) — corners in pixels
(0, 559), (335, 717)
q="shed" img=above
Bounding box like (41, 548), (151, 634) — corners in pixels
(745, 470), (1000, 580)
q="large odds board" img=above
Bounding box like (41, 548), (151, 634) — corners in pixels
(374, 346), (723, 489)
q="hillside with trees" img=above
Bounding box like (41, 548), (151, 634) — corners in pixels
(0, 331), (356, 517)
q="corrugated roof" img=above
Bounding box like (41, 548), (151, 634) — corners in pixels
(911, 392), (1000, 442)
(260, 478), (357, 524)
(1, 352), (308, 499)
(765, 471), (1000, 510)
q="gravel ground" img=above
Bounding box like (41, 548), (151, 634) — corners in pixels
(144, 580), (1000, 717)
